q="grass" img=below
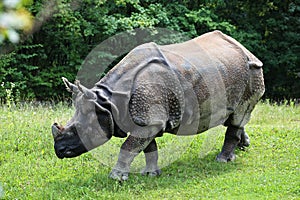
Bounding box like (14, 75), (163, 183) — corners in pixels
(0, 101), (299, 199)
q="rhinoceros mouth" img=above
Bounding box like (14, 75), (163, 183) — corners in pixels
(55, 148), (82, 159)
(55, 150), (65, 159)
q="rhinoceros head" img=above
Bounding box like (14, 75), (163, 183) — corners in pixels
(52, 77), (113, 159)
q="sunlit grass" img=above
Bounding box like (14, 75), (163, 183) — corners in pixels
(0, 101), (299, 199)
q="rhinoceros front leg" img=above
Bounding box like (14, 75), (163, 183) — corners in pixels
(109, 135), (155, 181)
(216, 126), (245, 162)
(238, 130), (250, 150)
(141, 139), (161, 176)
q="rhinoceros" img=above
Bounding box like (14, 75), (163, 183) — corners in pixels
(52, 30), (264, 181)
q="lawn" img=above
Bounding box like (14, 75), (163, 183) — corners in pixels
(0, 101), (299, 199)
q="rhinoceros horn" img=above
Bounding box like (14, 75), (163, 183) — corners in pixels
(52, 123), (61, 140)
(75, 80), (97, 100)
(62, 77), (79, 94)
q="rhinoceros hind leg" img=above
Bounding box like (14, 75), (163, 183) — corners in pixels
(141, 139), (161, 177)
(216, 126), (243, 162)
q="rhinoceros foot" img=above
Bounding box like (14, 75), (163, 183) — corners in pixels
(109, 169), (129, 181)
(216, 152), (236, 163)
(141, 168), (162, 177)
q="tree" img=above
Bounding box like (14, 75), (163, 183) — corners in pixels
(0, 0), (299, 101)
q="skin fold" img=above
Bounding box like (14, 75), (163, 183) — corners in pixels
(52, 30), (265, 181)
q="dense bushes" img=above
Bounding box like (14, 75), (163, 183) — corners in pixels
(0, 0), (299, 101)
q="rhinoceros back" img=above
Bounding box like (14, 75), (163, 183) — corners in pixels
(97, 30), (263, 135)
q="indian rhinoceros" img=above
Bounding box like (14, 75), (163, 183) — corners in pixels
(51, 30), (265, 181)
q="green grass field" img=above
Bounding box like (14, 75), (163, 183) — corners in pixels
(0, 101), (299, 199)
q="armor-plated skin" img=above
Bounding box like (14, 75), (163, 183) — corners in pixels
(52, 30), (265, 181)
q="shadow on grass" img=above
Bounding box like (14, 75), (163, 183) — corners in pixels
(46, 150), (241, 197)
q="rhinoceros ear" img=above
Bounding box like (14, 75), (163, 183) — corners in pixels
(75, 80), (97, 100)
(62, 77), (79, 94)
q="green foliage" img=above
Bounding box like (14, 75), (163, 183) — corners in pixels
(0, 102), (299, 199)
(185, 8), (235, 35)
(230, 0), (299, 99)
(0, 0), (299, 100)
(0, 82), (19, 107)
(0, 44), (47, 100)
(262, 1), (300, 99)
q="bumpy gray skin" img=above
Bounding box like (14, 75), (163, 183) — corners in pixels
(54, 30), (264, 181)
(98, 31), (264, 181)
